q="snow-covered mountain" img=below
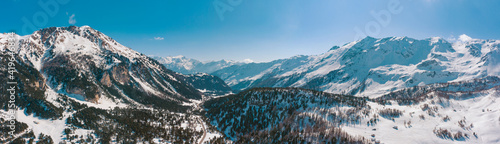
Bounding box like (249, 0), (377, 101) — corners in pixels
(211, 35), (500, 97)
(0, 26), (226, 143)
(0, 26), (204, 109)
(153, 55), (244, 74)
(1, 26), (499, 143)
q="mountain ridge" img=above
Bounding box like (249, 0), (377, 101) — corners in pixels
(0, 26), (221, 110)
(153, 55), (249, 75)
(159, 35), (500, 98)
(1, 26), (231, 143)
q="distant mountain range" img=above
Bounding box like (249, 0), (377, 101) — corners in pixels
(157, 35), (500, 98)
(153, 55), (247, 74)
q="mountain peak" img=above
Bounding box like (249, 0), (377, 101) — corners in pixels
(459, 34), (473, 42)
(80, 25), (92, 29)
(173, 55), (186, 58)
(426, 37), (450, 45)
(329, 46), (340, 51)
(37, 25), (92, 33)
(362, 36), (377, 41)
(388, 36), (410, 41)
(242, 59), (254, 63)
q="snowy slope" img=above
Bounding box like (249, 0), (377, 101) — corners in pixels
(204, 77), (500, 143)
(343, 92), (500, 144)
(211, 35), (500, 97)
(344, 77), (500, 143)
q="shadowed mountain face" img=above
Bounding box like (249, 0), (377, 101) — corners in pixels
(181, 73), (233, 96)
(0, 26), (204, 111)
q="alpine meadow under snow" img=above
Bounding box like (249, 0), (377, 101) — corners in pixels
(1, 26), (500, 143)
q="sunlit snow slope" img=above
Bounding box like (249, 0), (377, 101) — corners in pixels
(211, 35), (500, 98)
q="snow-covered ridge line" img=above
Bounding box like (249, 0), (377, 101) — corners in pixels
(152, 55), (252, 74)
(202, 35), (500, 98)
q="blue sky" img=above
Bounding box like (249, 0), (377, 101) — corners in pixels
(2, 0), (500, 62)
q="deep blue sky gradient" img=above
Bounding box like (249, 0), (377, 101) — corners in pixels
(2, 0), (500, 62)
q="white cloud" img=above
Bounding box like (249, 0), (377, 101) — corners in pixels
(68, 14), (76, 25)
(154, 37), (164, 40)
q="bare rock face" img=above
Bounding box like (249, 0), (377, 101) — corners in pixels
(89, 94), (100, 103)
(111, 65), (129, 85)
(100, 72), (112, 87)
(28, 79), (46, 90)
